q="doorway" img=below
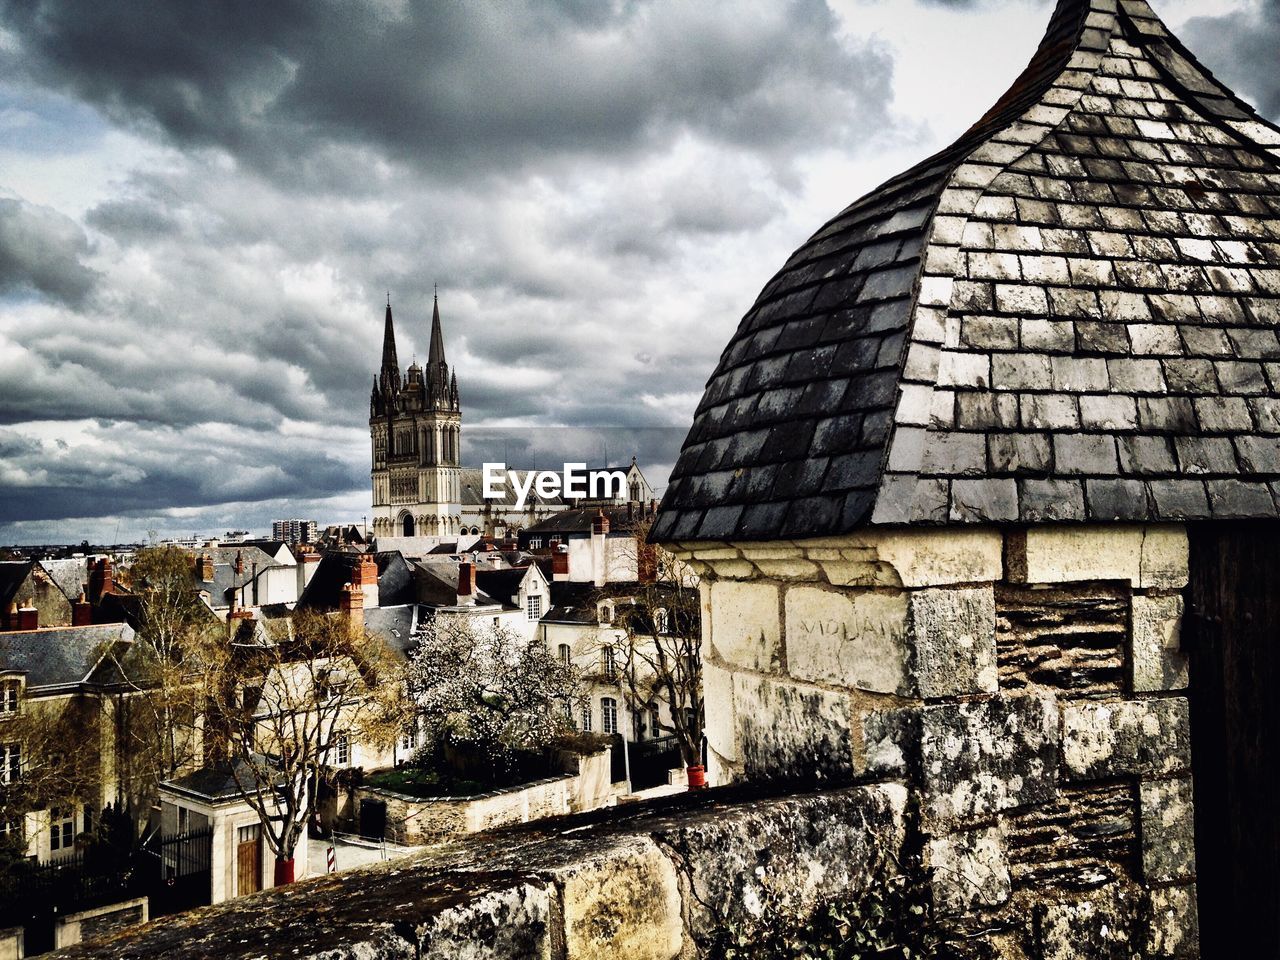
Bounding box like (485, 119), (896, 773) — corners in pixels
(1186, 522), (1280, 955)
(236, 823), (262, 896)
(402, 514), (415, 537)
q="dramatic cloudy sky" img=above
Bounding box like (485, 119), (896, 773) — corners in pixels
(0, 0), (1270, 543)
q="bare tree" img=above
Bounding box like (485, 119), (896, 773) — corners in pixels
(201, 609), (407, 883)
(114, 547), (221, 786)
(600, 517), (704, 772)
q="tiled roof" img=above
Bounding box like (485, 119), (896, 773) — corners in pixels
(525, 506), (641, 535)
(0, 622), (135, 690)
(459, 468), (566, 508)
(654, 0), (1280, 542)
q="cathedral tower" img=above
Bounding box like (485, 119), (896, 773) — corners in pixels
(369, 294), (462, 537)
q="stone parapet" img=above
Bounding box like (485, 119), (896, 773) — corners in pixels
(676, 523), (1198, 958)
(54, 783), (908, 960)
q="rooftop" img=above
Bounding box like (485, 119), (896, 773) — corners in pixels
(654, 0), (1280, 543)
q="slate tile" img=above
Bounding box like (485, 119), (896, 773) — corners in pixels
(1020, 479), (1086, 521)
(1206, 480), (1278, 518)
(1150, 479), (1211, 518)
(1086, 479), (1151, 520)
(1054, 434), (1121, 475)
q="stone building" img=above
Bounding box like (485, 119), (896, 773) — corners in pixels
(369, 295), (464, 539)
(652, 0), (1280, 955)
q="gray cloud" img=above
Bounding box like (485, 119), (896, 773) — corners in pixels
(1182, 1), (1280, 122)
(0, 196), (98, 304)
(1, 0), (893, 180)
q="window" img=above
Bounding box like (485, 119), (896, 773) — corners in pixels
(649, 706), (661, 739)
(530, 537), (543, 550)
(50, 806), (74, 852)
(599, 604), (613, 625)
(654, 609), (669, 635)
(527, 595), (543, 621)
(558, 643), (571, 665)
(602, 645), (617, 680)
(401, 726), (418, 752)
(0, 680), (18, 716)
(601, 698), (618, 735)
(177, 806), (190, 834)
(334, 733), (350, 766)
(0, 818), (21, 844)
(0, 744), (19, 784)
(580, 705), (592, 732)
(237, 823), (261, 844)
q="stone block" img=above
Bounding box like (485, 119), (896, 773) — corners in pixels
(1008, 524), (1187, 587)
(651, 785), (908, 950)
(1140, 778), (1196, 883)
(924, 826), (1011, 916)
(420, 884), (553, 960)
(909, 695), (1059, 825)
(560, 838), (682, 960)
(1038, 894), (1133, 960)
(862, 528), (1004, 587)
(733, 673), (854, 782)
(701, 660), (738, 765)
(908, 586), (998, 697)
(1062, 698), (1191, 781)
(1145, 884), (1199, 958)
(709, 580), (781, 672)
(785, 586), (909, 694)
(1132, 594), (1188, 692)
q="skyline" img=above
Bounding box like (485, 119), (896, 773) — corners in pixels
(1, 0), (1274, 544)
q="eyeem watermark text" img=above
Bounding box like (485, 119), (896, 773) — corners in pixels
(482, 463), (626, 509)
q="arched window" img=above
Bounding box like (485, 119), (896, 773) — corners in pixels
(599, 603), (613, 625)
(601, 697), (618, 735)
(402, 514), (415, 537)
(654, 608), (669, 634)
(558, 643), (571, 665)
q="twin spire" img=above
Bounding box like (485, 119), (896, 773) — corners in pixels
(372, 289), (458, 416)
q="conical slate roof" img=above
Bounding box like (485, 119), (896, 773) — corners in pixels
(652, 0), (1280, 544)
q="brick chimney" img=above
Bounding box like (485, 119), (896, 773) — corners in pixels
(458, 561), (476, 602)
(17, 600), (37, 631)
(355, 553), (379, 608)
(88, 557), (115, 603)
(197, 554), (214, 583)
(552, 544), (570, 582)
(591, 509), (610, 536)
(72, 591), (93, 627)
(234, 550), (245, 576)
(340, 581), (364, 618)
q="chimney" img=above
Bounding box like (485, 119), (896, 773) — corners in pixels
(17, 600), (37, 632)
(552, 544), (570, 582)
(89, 557), (115, 603)
(638, 543), (658, 584)
(297, 551), (321, 596)
(356, 554), (379, 609)
(340, 581), (364, 618)
(627, 501), (634, 521)
(591, 509), (610, 537)
(198, 555), (214, 583)
(234, 550), (245, 576)
(72, 591), (93, 627)
(458, 561), (476, 601)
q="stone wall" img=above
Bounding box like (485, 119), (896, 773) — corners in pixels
(55, 783), (907, 960)
(669, 523), (1197, 958)
(357, 749), (616, 845)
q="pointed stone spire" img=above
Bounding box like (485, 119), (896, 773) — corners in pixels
(379, 300), (401, 397)
(428, 288), (447, 369)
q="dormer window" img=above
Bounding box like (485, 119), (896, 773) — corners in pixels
(599, 603), (613, 625)
(0, 679), (19, 716)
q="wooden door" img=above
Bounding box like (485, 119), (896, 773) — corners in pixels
(236, 824), (261, 896)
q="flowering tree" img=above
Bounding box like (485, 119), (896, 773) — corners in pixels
(407, 616), (582, 775)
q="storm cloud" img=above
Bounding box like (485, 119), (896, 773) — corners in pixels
(0, 0), (1261, 542)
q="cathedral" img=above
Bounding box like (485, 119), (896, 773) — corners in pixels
(369, 295), (463, 538)
(369, 295), (657, 540)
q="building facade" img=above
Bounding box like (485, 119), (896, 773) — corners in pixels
(369, 295), (463, 539)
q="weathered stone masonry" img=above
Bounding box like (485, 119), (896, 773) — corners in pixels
(670, 524), (1195, 957)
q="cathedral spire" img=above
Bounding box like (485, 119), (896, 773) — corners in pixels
(428, 289), (446, 370)
(379, 300), (401, 396)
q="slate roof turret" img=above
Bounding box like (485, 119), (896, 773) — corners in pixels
(654, 0), (1280, 543)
